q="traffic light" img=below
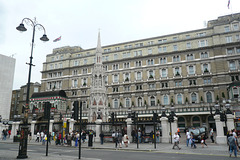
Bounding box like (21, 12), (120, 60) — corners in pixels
(131, 112), (136, 121)
(44, 102), (51, 119)
(111, 112), (115, 124)
(220, 112), (226, 122)
(153, 112), (158, 122)
(73, 101), (79, 120)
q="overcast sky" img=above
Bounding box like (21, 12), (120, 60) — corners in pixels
(0, 0), (239, 90)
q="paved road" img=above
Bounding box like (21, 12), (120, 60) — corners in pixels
(0, 142), (237, 160)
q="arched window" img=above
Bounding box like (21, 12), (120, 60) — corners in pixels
(137, 97), (142, 107)
(113, 99), (118, 108)
(206, 92), (212, 103)
(163, 95), (168, 105)
(177, 94), (182, 104)
(191, 93), (197, 103)
(178, 117), (185, 128)
(192, 116), (200, 127)
(125, 98), (130, 108)
(150, 96), (155, 106)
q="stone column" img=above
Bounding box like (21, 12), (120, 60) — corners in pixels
(214, 115), (227, 144)
(69, 119), (75, 133)
(11, 122), (16, 137)
(49, 120), (54, 134)
(160, 117), (169, 143)
(126, 118), (132, 142)
(226, 114), (235, 131)
(172, 117), (178, 135)
(95, 119), (102, 142)
(31, 121), (36, 140)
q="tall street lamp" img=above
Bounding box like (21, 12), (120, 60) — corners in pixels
(16, 18), (49, 159)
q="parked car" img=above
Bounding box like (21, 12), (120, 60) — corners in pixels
(188, 127), (208, 143)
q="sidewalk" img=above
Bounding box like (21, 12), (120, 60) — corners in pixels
(0, 137), (230, 157)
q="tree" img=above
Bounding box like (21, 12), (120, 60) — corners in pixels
(222, 92), (225, 99)
(200, 96), (203, 102)
(108, 103), (111, 108)
(132, 101), (135, 107)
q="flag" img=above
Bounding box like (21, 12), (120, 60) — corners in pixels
(53, 36), (61, 42)
(227, 0), (230, 9)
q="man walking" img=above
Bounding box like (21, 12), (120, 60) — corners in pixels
(228, 133), (238, 157)
(99, 132), (104, 145)
(210, 128), (214, 143)
(172, 132), (181, 150)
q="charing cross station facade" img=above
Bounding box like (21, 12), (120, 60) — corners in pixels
(11, 13), (240, 144)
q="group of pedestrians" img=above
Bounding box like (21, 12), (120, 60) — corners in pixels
(1, 129), (11, 140)
(111, 130), (129, 148)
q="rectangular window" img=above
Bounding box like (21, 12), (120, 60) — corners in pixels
(197, 32), (206, 37)
(186, 35), (191, 39)
(201, 52), (208, 59)
(225, 26), (230, 32)
(227, 48), (234, 55)
(175, 81), (182, 87)
(34, 87), (39, 93)
(161, 69), (167, 77)
(173, 45), (178, 51)
(204, 78), (211, 84)
(158, 47), (162, 53)
(173, 37), (178, 41)
(236, 47), (240, 53)
(226, 36), (233, 43)
(198, 40), (208, 47)
(163, 46), (167, 52)
(115, 47), (120, 51)
(114, 54), (118, 60)
(148, 41), (154, 45)
(136, 84), (142, 90)
(124, 86), (130, 91)
(82, 68), (88, 74)
(124, 62), (130, 69)
(148, 48), (152, 54)
(84, 59), (87, 64)
(113, 87), (119, 92)
(186, 42), (191, 49)
(233, 24), (239, 30)
(113, 64), (119, 70)
(113, 75), (119, 82)
(189, 79), (196, 85)
(137, 72), (142, 80)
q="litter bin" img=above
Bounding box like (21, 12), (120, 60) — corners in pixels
(88, 131), (94, 147)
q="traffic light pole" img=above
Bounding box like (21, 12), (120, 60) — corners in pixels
(45, 102), (50, 156)
(136, 113), (139, 149)
(153, 116), (156, 149)
(79, 101), (82, 159)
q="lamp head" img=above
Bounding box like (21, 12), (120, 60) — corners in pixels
(40, 34), (49, 41)
(16, 23), (27, 32)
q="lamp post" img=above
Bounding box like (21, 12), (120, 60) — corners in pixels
(214, 100), (232, 136)
(16, 18), (49, 159)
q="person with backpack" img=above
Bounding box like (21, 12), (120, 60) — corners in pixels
(228, 133), (238, 157)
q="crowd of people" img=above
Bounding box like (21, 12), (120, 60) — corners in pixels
(1, 129), (11, 140)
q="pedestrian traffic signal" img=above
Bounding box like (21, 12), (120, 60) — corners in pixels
(220, 112), (226, 122)
(131, 112), (136, 121)
(153, 112), (158, 122)
(73, 101), (79, 120)
(44, 102), (51, 119)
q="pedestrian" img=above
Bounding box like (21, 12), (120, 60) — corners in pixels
(186, 129), (191, 147)
(131, 130), (135, 143)
(36, 132), (40, 142)
(228, 133), (238, 157)
(201, 134), (207, 148)
(99, 132), (104, 145)
(40, 131), (44, 142)
(123, 133), (129, 147)
(118, 130), (122, 148)
(8, 130), (11, 139)
(82, 130), (86, 143)
(190, 132), (197, 149)
(75, 132), (79, 147)
(210, 128), (214, 143)
(114, 131), (119, 148)
(67, 133), (71, 146)
(177, 128), (181, 138)
(172, 132), (181, 150)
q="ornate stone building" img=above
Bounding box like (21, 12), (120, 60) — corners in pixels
(40, 13), (240, 132)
